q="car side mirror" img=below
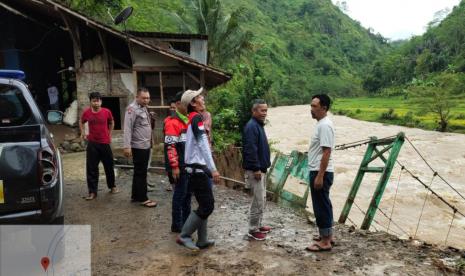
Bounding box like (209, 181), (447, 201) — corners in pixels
(46, 110), (64, 124)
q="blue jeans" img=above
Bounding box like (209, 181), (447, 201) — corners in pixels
(309, 171), (334, 237)
(171, 172), (191, 231)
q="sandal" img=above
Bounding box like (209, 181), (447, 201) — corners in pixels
(140, 200), (158, 208)
(84, 193), (96, 200)
(305, 243), (332, 252)
(312, 235), (336, 246)
(110, 187), (120, 194)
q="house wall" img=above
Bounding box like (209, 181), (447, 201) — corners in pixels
(132, 46), (178, 67)
(135, 38), (208, 65)
(190, 39), (208, 65)
(76, 55), (133, 127)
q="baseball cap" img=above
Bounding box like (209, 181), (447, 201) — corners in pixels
(181, 87), (204, 107)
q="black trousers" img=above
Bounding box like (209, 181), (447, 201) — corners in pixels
(131, 148), (150, 202)
(309, 171), (334, 237)
(188, 172), (215, 220)
(86, 141), (115, 195)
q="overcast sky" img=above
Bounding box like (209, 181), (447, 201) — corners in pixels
(331, 0), (462, 40)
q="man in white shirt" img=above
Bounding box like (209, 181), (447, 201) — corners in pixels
(306, 94), (335, 252)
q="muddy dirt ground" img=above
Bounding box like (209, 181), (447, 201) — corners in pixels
(62, 152), (464, 275)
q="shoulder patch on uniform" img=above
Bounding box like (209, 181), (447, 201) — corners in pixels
(127, 107), (133, 114)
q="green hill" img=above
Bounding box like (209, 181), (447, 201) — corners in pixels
(61, 0), (390, 104)
(356, 0), (465, 133)
(363, 0), (465, 94)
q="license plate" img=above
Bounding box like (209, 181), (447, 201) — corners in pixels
(0, 180), (4, 204)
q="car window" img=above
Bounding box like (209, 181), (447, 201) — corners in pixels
(0, 84), (33, 126)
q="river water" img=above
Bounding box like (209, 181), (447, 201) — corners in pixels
(266, 105), (465, 249)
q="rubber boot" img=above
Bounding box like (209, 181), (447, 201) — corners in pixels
(196, 218), (215, 249)
(176, 212), (202, 251)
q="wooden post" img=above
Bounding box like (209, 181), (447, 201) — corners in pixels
(186, 72), (200, 84)
(200, 69), (205, 88)
(159, 72), (164, 106)
(59, 12), (81, 70)
(132, 71), (138, 97)
(97, 31), (112, 94)
(182, 72), (186, 91)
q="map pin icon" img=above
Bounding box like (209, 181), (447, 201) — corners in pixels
(41, 257), (50, 272)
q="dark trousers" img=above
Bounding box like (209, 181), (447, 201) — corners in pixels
(309, 171), (334, 237)
(131, 148), (150, 202)
(171, 172), (192, 231)
(86, 141), (115, 195)
(188, 172), (214, 220)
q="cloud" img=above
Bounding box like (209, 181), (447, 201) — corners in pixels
(332, 0), (460, 40)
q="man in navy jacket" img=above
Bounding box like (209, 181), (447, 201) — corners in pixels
(242, 99), (271, 241)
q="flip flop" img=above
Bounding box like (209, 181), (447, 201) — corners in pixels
(305, 243), (332, 252)
(84, 193), (97, 200)
(140, 200), (158, 208)
(312, 235), (336, 246)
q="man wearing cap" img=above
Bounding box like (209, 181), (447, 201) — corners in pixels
(123, 87), (157, 208)
(80, 92), (119, 200)
(176, 88), (220, 251)
(163, 91), (191, 232)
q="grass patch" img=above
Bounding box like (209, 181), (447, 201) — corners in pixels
(332, 96), (465, 133)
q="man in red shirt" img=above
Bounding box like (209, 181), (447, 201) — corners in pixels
(80, 92), (119, 200)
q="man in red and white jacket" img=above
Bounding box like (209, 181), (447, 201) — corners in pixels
(163, 91), (191, 233)
(176, 88), (220, 251)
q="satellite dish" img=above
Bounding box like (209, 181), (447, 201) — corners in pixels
(114, 7), (133, 25)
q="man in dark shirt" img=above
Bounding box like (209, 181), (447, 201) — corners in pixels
(242, 99), (271, 241)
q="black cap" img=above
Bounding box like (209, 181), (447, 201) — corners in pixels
(174, 91), (184, 102)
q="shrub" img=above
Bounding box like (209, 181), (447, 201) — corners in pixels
(455, 113), (465, 120)
(414, 109), (428, 116)
(380, 108), (398, 120)
(402, 112), (421, 127)
(333, 109), (351, 116)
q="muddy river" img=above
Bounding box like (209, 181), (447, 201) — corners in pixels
(266, 105), (465, 249)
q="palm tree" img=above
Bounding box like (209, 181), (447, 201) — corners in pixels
(172, 0), (253, 67)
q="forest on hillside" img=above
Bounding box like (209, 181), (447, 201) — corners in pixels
(59, 0), (465, 143)
(361, 0), (465, 132)
(59, 0), (389, 102)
